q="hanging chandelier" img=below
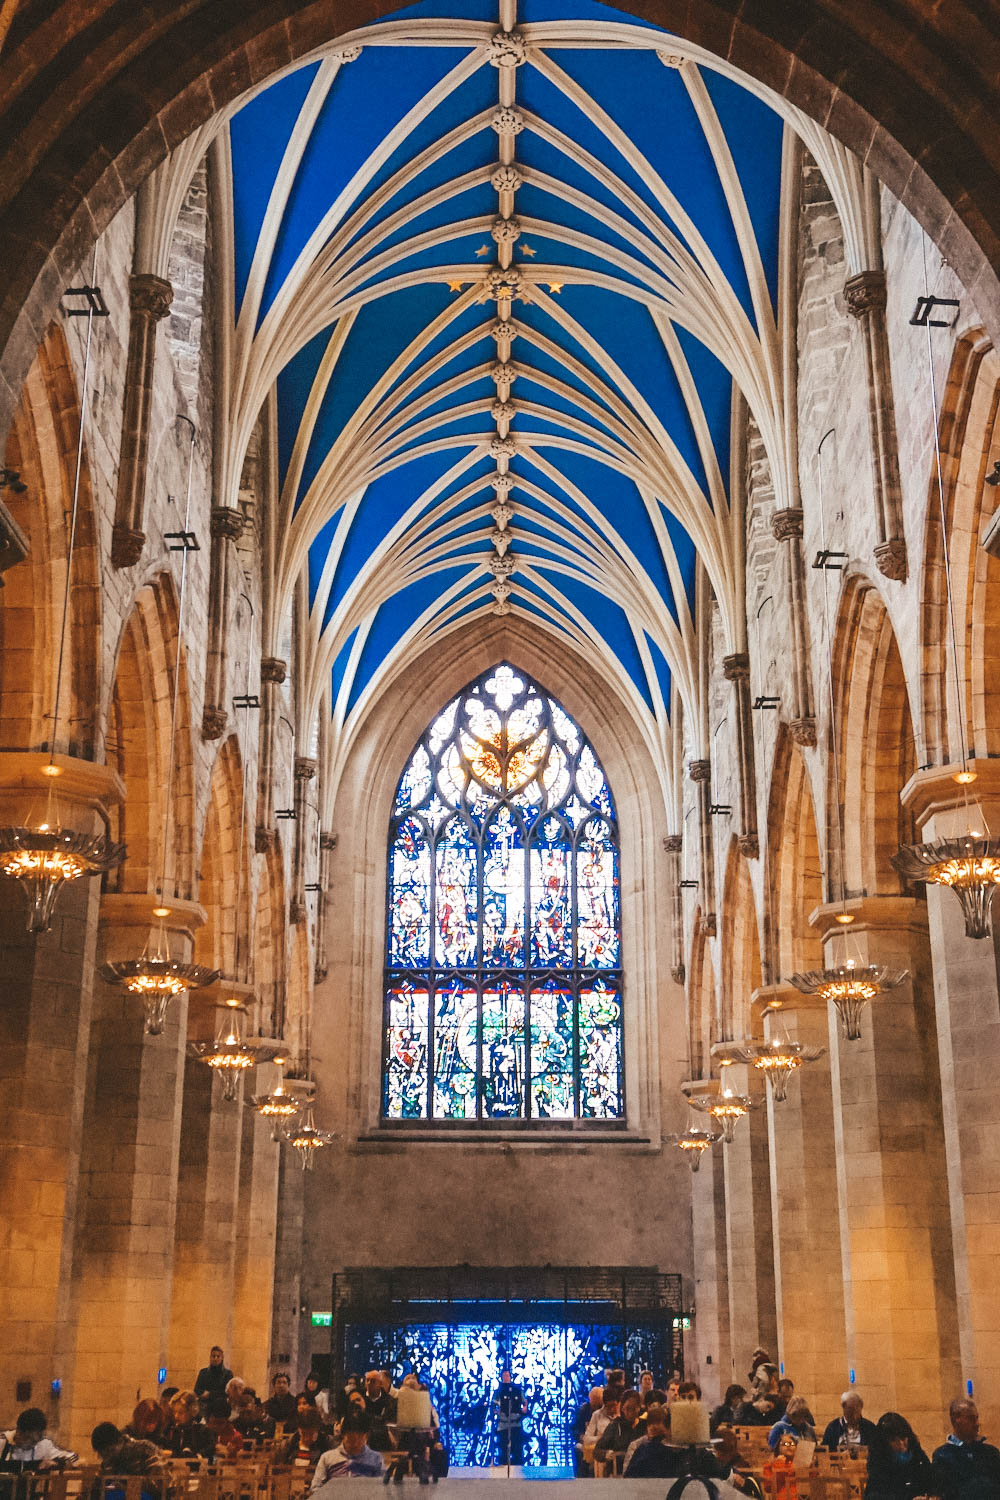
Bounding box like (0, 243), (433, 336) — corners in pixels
(248, 1057), (303, 1139)
(893, 831), (1000, 939)
(730, 1037), (824, 1103)
(285, 1106), (336, 1171)
(669, 1124), (721, 1172)
(685, 1085), (756, 1143)
(102, 920), (218, 1034)
(790, 960), (908, 1041)
(189, 1002), (258, 1101)
(0, 254), (126, 931)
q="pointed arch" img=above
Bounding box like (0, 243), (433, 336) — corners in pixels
(106, 572), (196, 897)
(765, 727), (823, 981)
(831, 575), (916, 899)
(0, 321), (100, 756)
(921, 329), (1000, 765)
(719, 836), (762, 1041)
(197, 735), (249, 976)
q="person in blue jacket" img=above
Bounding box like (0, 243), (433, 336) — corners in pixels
(931, 1398), (1000, 1499)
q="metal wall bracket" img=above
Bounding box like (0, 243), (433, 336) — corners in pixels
(63, 285), (110, 317)
(165, 530), (200, 552)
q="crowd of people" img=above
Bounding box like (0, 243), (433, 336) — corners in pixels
(2, 1344), (999, 1497)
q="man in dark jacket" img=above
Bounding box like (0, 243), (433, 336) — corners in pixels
(821, 1391), (881, 1454)
(594, 1390), (643, 1467)
(91, 1424), (163, 1478)
(266, 1373), (298, 1427)
(931, 1398), (1000, 1499)
(194, 1348), (233, 1403)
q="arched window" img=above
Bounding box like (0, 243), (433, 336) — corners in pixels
(383, 663), (623, 1124)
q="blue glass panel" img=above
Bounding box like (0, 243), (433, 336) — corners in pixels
(528, 815), (572, 967)
(434, 816), (478, 967)
(482, 806), (525, 967)
(529, 980), (574, 1119)
(384, 982), (429, 1118)
(433, 980), (478, 1119)
(578, 981), (622, 1119)
(389, 817), (431, 965)
(482, 983), (525, 1117)
(576, 818), (620, 968)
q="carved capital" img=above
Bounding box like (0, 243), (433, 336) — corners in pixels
(491, 216), (522, 246)
(261, 655), (287, 684)
(320, 831), (338, 852)
(844, 269), (887, 319)
(722, 651), (750, 682)
(738, 832), (760, 860)
(210, 505), (245, 542)
(489, 435), (516, 460)
(488, 553), (515, 580)
(202, 704), (227, 740)
(789, 716), (817, 748)
(111, 522), (145, 569)
(294, 756), (317, 783)
(671, 964), (686, 984)
(129, 272), (173, 322)
(490, 317), (519, 344)
(688, 758), (711, 784)
(255, 825), (278, 854)
(662, 834), (683, 854)
(487, 28), (527, 66)
(874, 536), (908, 582)
(491, 106), (525, 138)
(700, 912), (718, 938)
(289, 899), (307, 925)
(771, 507), (804, 542)
(491, 164), (523, 194)
(490, 361), (517, 386)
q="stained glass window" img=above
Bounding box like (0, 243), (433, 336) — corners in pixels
(383, 663), (623, 1123)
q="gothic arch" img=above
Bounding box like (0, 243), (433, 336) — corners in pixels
(106, 572), (196, 896)
(0, 321), (100, 756)
(920, 329), (1000, 765)
(765, 727), (823, 981)
(719, 836), (763, 1041)
(196, 734), (248, 975)
(832, 574), (916, 899)
(318, 612), (675, 1138)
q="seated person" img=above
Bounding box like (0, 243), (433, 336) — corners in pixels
(711, 1386), (747, 1435)
(231, 1389), (274, 1442)
(282, 1410), (334, 1468)
(865, 1411), (934, 1500)
(266, 1374), (299, 1428)
(310, 1414), (382, 1486)
(931, 1397), (1000, 1500)
(364, 1373), (397, 1426)
(91, 1424), (164, 1478)
(574, 1388), (604, 1474)
(225, 1379), (246, 1418)
(302, 1376), (330, 1422)
(777, 1380), (795, 1406)
(821, 1391), (880, 1454)
(638, 1372), (655, 1405)
(713, 1427), (764, 1498)
(204, 1396), (244, 1460)
(594, 1390), (644, 1466)
(768, 1396), (816, 1452)
(738, 1366), (782, 1427)
(164, 1391), (215, 1461)
(0, 1410), (77, 1471)
(623, 1405), (695, 1480)
(583, 1392), (620, 1446)
(677, 1382), (703, 1402)
(125, 1401), (166, 1445)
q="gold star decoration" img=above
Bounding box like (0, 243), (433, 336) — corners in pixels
(474, 245), (490, 258)
(520, 243), (537, 257)
(547, 281), (563, 294)
(447, 280), (466, 294)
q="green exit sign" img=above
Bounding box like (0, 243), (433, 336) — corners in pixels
(311, 1311), (332, 1327)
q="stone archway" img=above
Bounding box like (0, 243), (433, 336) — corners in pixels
(1, 1), (1000, 446)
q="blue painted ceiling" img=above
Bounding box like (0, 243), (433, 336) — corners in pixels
(225, 0), (786, 726)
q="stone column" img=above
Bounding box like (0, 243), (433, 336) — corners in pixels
(202, 506), (245, 741)
(844, 271), (908, 583)
(230, 1086), (281, 1393)
(717, 1061), (777, 1382)
(663, 834), (685, 982)
(167, 1007), (245, 1385)
(900, 762), (1000, 1435)
(688, 1137), (731, 1402)
(270, 1149), (307, 1386)
(289, 756), (316, 925)
(759, 985), (847, 1412)
(770, 509), (816, 747)
(688, 760), (716, 936)
(813, 895), (960, 1441)
(314, 832), (336, 984)
(111, 273), (173, 568)
(722, 653), (759, 859)
(0, 753), (123, 1438)
(68, 893), (206, 1450)
(255, 656), (286, 851)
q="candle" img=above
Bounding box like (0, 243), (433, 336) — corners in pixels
(669, 1400), (710, 1445)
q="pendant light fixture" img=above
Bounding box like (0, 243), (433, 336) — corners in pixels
(248, 1055), (303, 1140)
(285, 1107), (336, 1171)
(788, 428), (908, 1035)
(102, 415), (217, 1029)
(0, 251), (125, 930)
(685, 1061), (757, 1143)
(731, 1002), (825, 1104)
(894, 246), (1000, 937)
(669, 1121), (721, 1172)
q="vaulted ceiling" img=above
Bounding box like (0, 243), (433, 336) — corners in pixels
(213, 0), (844, 790)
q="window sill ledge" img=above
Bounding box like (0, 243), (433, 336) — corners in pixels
(354, 1127), (655, 1150)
